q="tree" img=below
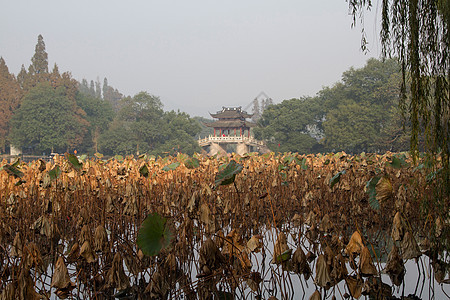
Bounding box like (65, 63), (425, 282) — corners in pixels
(29, 34), (48, 75)
(99, 92), (201, 156)
(350, 0), (449, 186)
(0, 57), (22, 152)
(75, 92), (114, 153)
(254, 97), (320, 154)
(9, 83), (85, 154)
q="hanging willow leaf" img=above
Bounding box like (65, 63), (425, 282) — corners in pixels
(214, 160), (243, 188)
(66, 153), (82, 171)
(137, 213), (173, 256)
(330, 170), (346, 188)
(162, 162), (180, 171)
(366, 176), (381, 210)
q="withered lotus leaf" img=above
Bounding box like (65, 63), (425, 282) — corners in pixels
(330, 253), (347, 284)
(291, 247), (311, 279)
(79, 241), (97, 263)
(0, 283), (15, 300)
(199, 238), (223, 275)
(51, 256), (73, 290)
(375, 176), (393, 204)
(384, 245), (404, 286)
(93, 225), (108, 252)
(31, 215), (51, 237)
(359, 246), (378, 276)
(66, 242), (80, 264)
(18, 268), (41, 300)
(11, 232), (23, 258)
(106, 252), (130, 291)
(246, 235), (262, 253)
(345, 275), (363, 299)
(272, 232), (290, 264)
(246, 271), (262, 292)
(199, 203), (215, 234)
(400, 231), (421, 260)
(319, 214), (332, 232)
(315, 254), (331, 288)
(309, 290), (321, 300)
(345, 231), (364, 255)
(391, 212), (404, 242)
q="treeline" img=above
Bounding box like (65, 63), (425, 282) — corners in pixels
(254, 58), (412, 154)
(0, 35), (201, 156)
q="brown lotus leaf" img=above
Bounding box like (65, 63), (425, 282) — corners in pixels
(145, 269), (170, 299)
(432, 259), (447, 284)
(199, 238), (224, 275)
(106, 252), (130, 291)
(345, 275), (363, 299)
(359, 246), (378, 276)
(245, 271), (262, 292)
(0, 282), (15, 300)
(31, 215), (51, 238)
(199, 203), (215, 234)
(247, 235), (262, 253)
(315, 254), (331, 288)
(187, 191), (198, 213)
(291, 247), (311, 279)
(435, 216), (443, 237)
(305, 211), (316, 227)
(18, 268), (41, 300)
(375, 176), (393, 203)
(93, 225), (108, 252)
(384, 245), (404, 286)
(400, 231), (421, 260)
(51, 256), (73, 290)
(66, 242), (80, 264)
(291, 213), (303, 226)
(330, 253), (347, 284)
(124, 253), (139, 276)
(22, 242), (43, 273)
(79, 241), (97, 263)
(122, 196), (138, 216)
(323, 246), (335, 266)
(391, 212), (404, 242)
(362, 277), (392, 298)
(11, 232), (23, 257)
(272, 232), (290, 264)
(319, 214), (332, 232)
(345, 231), (364, 255)
(78, 225), (91, 245)
(309, 290), (321, 300)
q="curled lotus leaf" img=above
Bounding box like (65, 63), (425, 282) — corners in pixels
(359, 246), (378, 276)
(384, 245), (404, 286)
(315, 254), (331, 288)
(345, 231), (364, 255)
(400, 231), (421, 260)
(345, 275), (363, 299)
(51, 256), (74, 290)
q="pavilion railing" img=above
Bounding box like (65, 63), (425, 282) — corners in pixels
(198, 135), (265, 147)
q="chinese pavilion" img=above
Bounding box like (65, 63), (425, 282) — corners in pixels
(206, 106), (256, 138)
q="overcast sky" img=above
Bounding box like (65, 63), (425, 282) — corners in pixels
(0, 1), (381, 117)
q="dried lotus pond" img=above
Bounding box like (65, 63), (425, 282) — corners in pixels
(0, 152), (448, 299)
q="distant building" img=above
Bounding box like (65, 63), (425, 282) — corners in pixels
(206, 106), (256, 138)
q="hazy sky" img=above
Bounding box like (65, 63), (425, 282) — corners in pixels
(0, 1), (380, 117)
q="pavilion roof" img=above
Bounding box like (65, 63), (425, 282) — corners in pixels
(210, 106), (253, 119)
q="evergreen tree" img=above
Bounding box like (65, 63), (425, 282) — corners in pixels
(95, 78), (102, 99)
(251, 98), (261, 122)
(30, 34), (48, 74)
(89, 80), (96, 98)
(17, 64), (27, 89)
